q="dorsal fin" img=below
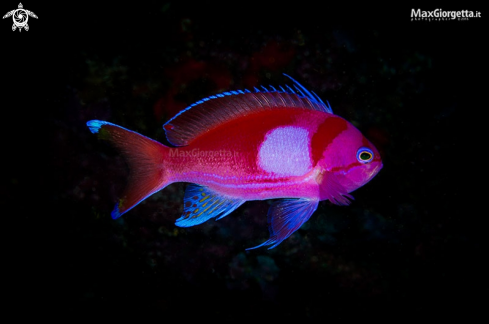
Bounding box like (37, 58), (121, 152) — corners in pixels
(163, 74), (333, 146)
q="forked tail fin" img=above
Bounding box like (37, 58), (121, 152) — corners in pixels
(87, 120), (170, 219)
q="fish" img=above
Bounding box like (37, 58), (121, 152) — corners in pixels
(87, 74), (382, 249)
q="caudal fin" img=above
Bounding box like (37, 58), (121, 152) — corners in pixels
(87, 120), (170, 219)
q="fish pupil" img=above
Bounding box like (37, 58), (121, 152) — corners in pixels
(360, 152), (372, 160)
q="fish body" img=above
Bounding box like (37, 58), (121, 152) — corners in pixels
(87, 75), (382, 249)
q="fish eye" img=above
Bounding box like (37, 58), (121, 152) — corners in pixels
(356, 147), (374, 164)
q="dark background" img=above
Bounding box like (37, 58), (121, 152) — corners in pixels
(1, 2), (485, 319)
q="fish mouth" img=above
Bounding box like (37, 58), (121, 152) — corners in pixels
(376, 161), (383, 172)
(364, 161), (383, 181)
(372, 161), (383, 176)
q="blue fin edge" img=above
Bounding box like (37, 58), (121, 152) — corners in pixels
(163, 74), (333, 130)
(175, 184), (245, 227)
(111, 203), (121, 219)
(246, 198), (319, 250)
(86, 120), (111, 134)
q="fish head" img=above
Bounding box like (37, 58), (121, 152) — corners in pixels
(317, 118), (383, 194)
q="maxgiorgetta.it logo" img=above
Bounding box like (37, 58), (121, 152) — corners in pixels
(411, 8), (481, 21)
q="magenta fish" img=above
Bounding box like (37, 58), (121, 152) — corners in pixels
(87, 75), (382, 249)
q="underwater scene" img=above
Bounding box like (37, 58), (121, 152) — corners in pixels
(2, 2), (484, 320)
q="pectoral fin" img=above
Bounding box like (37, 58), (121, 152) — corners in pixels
(247, 198), (319, 250)
(318, 171), (354, 206)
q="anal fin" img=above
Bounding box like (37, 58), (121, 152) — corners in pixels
(247, 198), (318, 250)
(175, 184), (245, 227)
